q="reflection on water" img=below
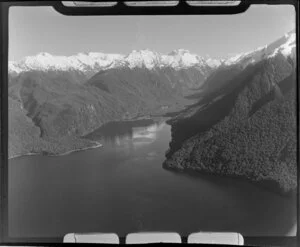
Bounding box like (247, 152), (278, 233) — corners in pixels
(9, 118), (297, 240)
(85, 119), (165, 147)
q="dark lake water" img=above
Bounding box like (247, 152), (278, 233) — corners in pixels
(8, 119), (296, 239)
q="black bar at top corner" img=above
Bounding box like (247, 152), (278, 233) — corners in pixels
(53, 0), (251, 16)
(3, 0), (298, 16)
(0, 0), (250, 16)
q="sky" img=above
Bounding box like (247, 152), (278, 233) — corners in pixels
(9, 4), (295, 61)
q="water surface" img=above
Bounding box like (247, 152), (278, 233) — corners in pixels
(9, 119), (296, 239)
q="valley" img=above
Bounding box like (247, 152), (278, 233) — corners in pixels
(8, 49), (213, 158)
(8, 30), (297, 195)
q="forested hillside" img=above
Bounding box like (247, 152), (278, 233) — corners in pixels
(163, 51), (297, 194)
(9, 95), (101, 158)
(8, 66), (199, 158)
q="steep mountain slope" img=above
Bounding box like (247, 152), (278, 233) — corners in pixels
(163, 31), (297, 194)
(8, 95), (101, 158)
(198, 30), (296, 97)
(87, 65), (208, 103)
(87, 67), (182, 111)
(8, 71), (128, 143)
(223, 29), (295, 67)
(8, 66), (196, 158)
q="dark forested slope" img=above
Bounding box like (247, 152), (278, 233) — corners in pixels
(163, 52), (297, 194)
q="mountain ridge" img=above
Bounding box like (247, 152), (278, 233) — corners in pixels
(9, 49), (219, 76)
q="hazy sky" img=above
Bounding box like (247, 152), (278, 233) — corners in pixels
(9, 4), (295, 61)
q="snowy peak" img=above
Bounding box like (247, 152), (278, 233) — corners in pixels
(123, 49), (212, 71)
(269, 30), (296, 58)
(223, 30), (296, 67)
(205, 57), (223, 68)
(163, 49), (204, 69)
(168, 49), (191, 56)
(125, 49), (162, 69)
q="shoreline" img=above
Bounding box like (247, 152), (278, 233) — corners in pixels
(8, 141), (102, 160)
(162, 163), (297, 196)
(9, 116), (169, 160)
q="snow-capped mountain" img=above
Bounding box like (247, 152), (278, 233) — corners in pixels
(9, 49), (221, 76)
(124, 49), (161, 69)
(269, 31), (296, 58)
(223, 29), (296, 67)
(163, 49), (206, 68)
(9, 52), (125, 74)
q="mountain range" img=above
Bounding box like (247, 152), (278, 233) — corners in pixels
(9, 49), (221, 76)
(8, 30), (297, 194)
(9, 29), (295, 76)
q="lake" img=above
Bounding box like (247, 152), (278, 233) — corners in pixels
(8, 119), (296, 239)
